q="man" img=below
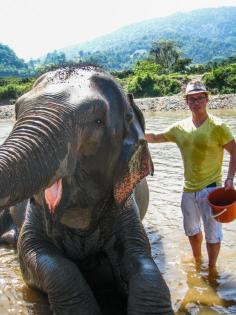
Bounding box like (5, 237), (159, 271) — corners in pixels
(145, 80), (236, 268)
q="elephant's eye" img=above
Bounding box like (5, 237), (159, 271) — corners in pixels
(95, 119), (104, 126)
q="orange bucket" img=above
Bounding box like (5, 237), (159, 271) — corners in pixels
(208, 187), (236, 223)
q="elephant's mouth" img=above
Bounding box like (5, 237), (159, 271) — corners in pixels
(45, 179), (63, 214)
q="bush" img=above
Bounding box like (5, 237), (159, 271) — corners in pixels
(112, 69), (134, 79)
(133, 60), (161, 76)
(127, 74), (159, 97)
(203, 64), (236, 94)
(127, 73), (181, 97)
(154, 75), (181, 96)
(0, 77), (34, 101)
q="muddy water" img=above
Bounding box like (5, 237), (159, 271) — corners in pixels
(0, 111), (236, 315)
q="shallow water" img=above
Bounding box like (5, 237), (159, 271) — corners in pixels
(0, 111), (236, 315)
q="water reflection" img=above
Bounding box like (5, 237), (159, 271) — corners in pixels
(0, 110), (236, 314)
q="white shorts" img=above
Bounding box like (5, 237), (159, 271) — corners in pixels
(181, 187), (223, 243)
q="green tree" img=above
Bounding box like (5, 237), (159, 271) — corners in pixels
(133, 60), (161, 76)
(149, 40), (180, 70)
(172, 57), (192, 73)
(43, 50), (66, 65)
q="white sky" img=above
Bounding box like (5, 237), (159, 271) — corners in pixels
(1, 0), (236, 61)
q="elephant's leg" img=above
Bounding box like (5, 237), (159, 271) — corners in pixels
(110, 249), (173, 315)
(113, 203), (174, 315)
(82, 252), (127, 315)
(125, 257), (173, 315)
(0, 227), (18, 244)
(0, 208), (12, 234)
(19, 242), (102, 315)
(0, 208), (17, 244)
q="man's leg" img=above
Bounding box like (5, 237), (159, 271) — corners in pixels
(206, 242), (221, 268)
(198, 187), (223, 268)
(188, 231), (203, 263)
(181, 192), (202, 262)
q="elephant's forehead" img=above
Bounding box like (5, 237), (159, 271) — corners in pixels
(34, 70), (110, 100)
(40, 85), (110, 111)
(35, 81), (93, 103)
(43, 67), (99, 86)
(19, 67), (127, 115)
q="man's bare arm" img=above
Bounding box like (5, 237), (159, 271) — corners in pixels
(223, 139), (236, 189)
(145, 133), (169, 143)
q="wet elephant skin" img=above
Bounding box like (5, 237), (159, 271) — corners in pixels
(0, 65), (174, 315)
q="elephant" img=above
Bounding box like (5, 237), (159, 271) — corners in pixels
(0, 201), (27, 244)
(0, 65), (174, 315)
(0, 207), (17, 243)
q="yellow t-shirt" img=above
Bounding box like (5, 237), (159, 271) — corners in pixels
(164, 114), (234, 192)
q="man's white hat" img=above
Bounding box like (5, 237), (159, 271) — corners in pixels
(185, 81), (209, 96)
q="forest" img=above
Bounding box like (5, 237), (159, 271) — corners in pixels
(0, 39), (235, 103)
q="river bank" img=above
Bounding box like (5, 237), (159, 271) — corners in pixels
(1, 93), (236, 120)
(135, 93), (236, 112)
(0, 104), (15, 120)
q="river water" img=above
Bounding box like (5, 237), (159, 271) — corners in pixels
(0, 110), (236, 315)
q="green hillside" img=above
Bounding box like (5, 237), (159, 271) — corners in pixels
(61, 6), (236, 70)
(1, 6), (236, 75)
(0, 44), (28, 76)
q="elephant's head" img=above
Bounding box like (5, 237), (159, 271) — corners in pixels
(0, 65), (153, 221)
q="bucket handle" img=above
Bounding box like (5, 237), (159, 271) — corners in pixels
(212, 208), (228, 218)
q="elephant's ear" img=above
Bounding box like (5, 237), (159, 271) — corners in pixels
(113, 142), (153, 207)
(127, 93), (145, 132)
(113, 95), (154, 206)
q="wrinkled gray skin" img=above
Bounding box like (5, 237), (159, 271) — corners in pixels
(0, 201), (27, 244)
(0, 66), (174, 315)
(0, 208), (17, 244)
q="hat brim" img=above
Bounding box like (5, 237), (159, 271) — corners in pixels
(185, 90), (209, 96)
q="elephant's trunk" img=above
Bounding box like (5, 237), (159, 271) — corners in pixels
(0, 105), (74, 208)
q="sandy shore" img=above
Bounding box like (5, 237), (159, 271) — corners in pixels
(135, 93), (236, 112)
(1, 94), (236, 120)
(0, 104), (15, 120)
